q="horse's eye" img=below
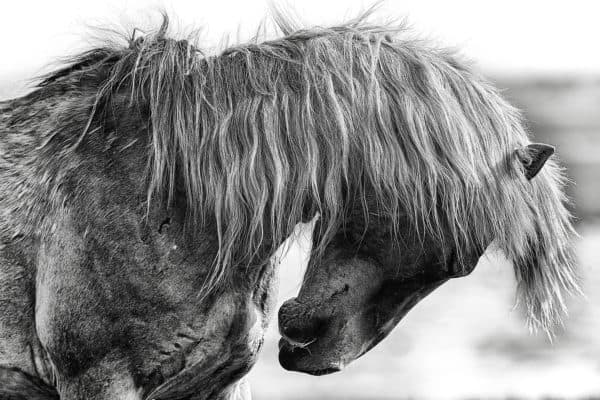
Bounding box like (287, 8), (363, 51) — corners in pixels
(158, 217), (172, 234)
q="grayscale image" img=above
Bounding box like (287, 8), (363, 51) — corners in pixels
(0, 1), (598, 399)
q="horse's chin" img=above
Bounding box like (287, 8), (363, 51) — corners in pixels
(278, 337), (344, 375)
(277, 308), (378, 375)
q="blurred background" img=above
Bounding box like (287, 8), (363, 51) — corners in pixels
(1, 1), (598, 398)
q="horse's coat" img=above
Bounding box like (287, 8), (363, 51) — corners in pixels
(0, 8), (579, 399)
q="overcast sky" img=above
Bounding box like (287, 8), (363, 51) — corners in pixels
(1, 0), (598, 85)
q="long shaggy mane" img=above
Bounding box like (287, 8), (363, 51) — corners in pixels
(33, 9), (579, 333)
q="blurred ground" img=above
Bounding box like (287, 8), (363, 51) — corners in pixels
(498, 76), (600, 219)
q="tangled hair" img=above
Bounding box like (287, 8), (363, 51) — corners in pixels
(38, 10), (579, 333)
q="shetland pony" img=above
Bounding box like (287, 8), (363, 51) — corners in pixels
(0, 10), (578, 399)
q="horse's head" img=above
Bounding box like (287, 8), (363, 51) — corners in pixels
(278, 144), (565, 375)
(278, 218), (478, 375)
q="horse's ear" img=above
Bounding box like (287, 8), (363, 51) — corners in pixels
(517, 143), (555, 180)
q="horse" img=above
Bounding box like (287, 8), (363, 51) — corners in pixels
(0, 9), (579, 400)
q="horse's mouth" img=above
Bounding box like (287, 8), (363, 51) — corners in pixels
(278, 337), (342, 375)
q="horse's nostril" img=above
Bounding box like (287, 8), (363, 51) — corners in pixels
(278, 298), (300, 324)
(280, 325), (314, 346)
(278, 298), (327, 344)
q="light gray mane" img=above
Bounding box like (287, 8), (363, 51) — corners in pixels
(34, 10), (579, 333)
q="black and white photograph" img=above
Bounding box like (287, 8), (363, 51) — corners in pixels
(0, 1), (598, 399)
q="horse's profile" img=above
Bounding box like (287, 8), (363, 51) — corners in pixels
(0, 9), (578, 400)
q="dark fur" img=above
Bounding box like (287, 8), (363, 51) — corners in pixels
(0, 368), (59, 400)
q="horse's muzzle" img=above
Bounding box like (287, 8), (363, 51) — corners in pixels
(278, 298), (327, 345)
(278, 338), (341, 375)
